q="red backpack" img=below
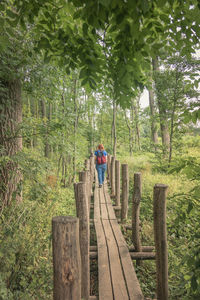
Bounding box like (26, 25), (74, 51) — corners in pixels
(97, 150), (106, 165)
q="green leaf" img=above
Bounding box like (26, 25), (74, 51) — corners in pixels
(73, 10), (81, 19)
(141, 0), (150, 14)
(99, 0), (111, 7)
(81, 77), (88, 86)
(191, 275), (197, 291)
(6, 9), (18, 19)
(116, 13), (125, 24)
(82, 23), (88, 35)
(79, 68), (87, 79)
(0, 17), (5, 28)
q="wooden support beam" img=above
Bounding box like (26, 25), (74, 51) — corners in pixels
(130, 252), (155, 260)
(90, 245), (97, 251)
(90, 251), (98, 259)
(89, 250), (155, 260)
(113, 205), (121, 211)
(129, 245), (155, 252)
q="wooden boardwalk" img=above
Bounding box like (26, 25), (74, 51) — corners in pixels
(93, 178), (144, 300)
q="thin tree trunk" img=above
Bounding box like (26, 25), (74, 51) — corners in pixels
(124, 110), (133, 156)
(41, 99), (50, 158)
(132, 98), (141, 151)
(168, 71), (178, 167)
(73, 78), (78, 182)
(153, 58), (170, 156)
(130, 104), (134, 153)
(148, 72), (158, 151)
(32, 98), (38, 148)
(0, 79), (22, 209)
(112, 99), (117, 158)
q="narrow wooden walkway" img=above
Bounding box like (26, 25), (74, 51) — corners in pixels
(93, 178), (144, 300)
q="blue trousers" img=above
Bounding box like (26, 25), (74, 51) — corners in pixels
(96, 163), (107, 185)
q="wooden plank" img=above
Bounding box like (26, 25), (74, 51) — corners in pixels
(101, 203), (109, 219)
(102, 219), (129, 300)
(103, 186), (117, 220)
(99, 187), (109, 219)
(94, 184), (100, 220)
(110, 220), (144, 300)
(93, 179), (113, 300)
(94, 219), (113, 300)
(103, 184), (113, 205)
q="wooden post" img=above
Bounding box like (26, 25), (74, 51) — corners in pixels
(107, 154), (111, 182)
(86, 170), (91, 211)
(111, 156), (115, 197)
(85, 159), (90, 171)
(153, 184), (168, 300)
(77, 182), (90, 300)
(79, 171), (90, 213)
(132, 173), (142, 252)
(115, 160), (120, 206)
(90, 155), (95, 191)
(52, 216), (81, 300)
(90, 153), (94, 186)
(74, 183), (79, 217)
(121, 164), (129, 222)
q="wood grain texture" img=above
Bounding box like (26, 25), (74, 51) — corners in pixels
(52, 216), (81, 300)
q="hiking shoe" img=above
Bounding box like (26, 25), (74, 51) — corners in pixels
(99, 184), (102, 188)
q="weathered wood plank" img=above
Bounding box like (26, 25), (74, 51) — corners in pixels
(93, 174), (113, 300)
(102, 219), (129, 300)
(94, 220), (113, 300)
(103, 186), (116, 220)
(111, 219), (144, 299)
(94, 183), (100, 220)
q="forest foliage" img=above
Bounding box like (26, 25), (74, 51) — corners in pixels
(0, 0), (200, 299)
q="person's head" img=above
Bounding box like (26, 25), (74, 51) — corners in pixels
(97, 144), (104, 151)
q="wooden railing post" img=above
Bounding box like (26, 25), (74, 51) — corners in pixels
(121, 164), (129, 222)
(79, 171), (90, 212)
(153, 184), (168, 300)
(115, 160), (120, 206)
(111, 156), (115, 197)
(52, 216), (81, 300)
(77, 182), (90, 300)
(107, 154), (111, 182)
(74, 183), (79, 216)
(132, 173), (142, 252)
(90, 154), (95, 185)
(85, 159), (90, 171)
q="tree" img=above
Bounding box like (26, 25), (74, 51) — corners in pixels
(154, 56), (200, 164)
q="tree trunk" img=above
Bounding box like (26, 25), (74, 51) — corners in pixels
(124, 110), (133, 156)
(32, 98), (38, 148)
(41, 99), (50, 158)
(112, 99), (117, 157)
(0, 79), (22, 209)
(73, 78), (78, 182)
(132, 98), (141, 151)
(148, 73), (158, 151)
(153, 58), (170, 156)
(168, 71), (178, 167)
(130, 105), (134, 154)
